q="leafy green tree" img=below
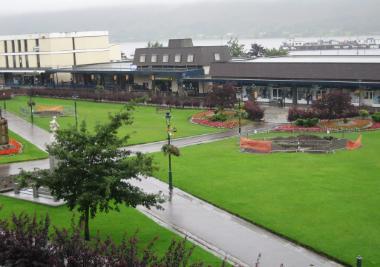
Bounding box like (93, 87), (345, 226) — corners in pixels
(94, 84), (105, 101)
(147, 41), (164, 48)
(227, 38), (245, 57)
(19, 107), (162, 241)
(263, 48), (289, 57)
(247, 43), (265, 57)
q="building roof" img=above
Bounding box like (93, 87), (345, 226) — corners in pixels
(236, 55), (380, 64)
(133, 39), (231, 67)
(210, 61), (380, 82)
(0, 31), (109, 41)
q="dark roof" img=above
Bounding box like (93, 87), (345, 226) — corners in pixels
(210, 62), (380, 82)
(133, 46), (231, 67)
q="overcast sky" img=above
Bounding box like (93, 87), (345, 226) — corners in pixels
(1, 0), (223, 15)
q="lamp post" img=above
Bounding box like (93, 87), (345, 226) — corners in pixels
(236, 89), (242, 135)
(28, 94), (35, 125)
(165, 112), (173, 192)
(2, 92), (6, 111)
(73, 95), (78, 130)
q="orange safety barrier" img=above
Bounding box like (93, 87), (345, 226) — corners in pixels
(240, 137), (272, 153)
(35, 105), (64, 113)
(346, 134), (362, 151)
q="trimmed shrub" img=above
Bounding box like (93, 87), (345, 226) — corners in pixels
(244, 100), (264, 121)
(359, 109), (370, 118)
(210, 113), (228, 122)
(372, 112), (380, 122)
(295, 118), (319, 127)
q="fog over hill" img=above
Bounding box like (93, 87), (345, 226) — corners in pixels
(0, 0), (379, 42)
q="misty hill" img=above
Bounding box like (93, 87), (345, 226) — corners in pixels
(0, 0), (379, 42)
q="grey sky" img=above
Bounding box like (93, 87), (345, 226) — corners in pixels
(1, 0), (222, 15)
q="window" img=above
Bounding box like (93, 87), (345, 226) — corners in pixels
(174, 54), (181, 63)
(139, 55), (146, 63)
(151, 54), (157, 63)
(365, 91), (374, 100)
(187, 54), (194, 63)
(214, 53), (221, 61)
(163, 54), (169, 63)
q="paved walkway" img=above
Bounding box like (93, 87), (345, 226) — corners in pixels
(0, 112), (342, 267)
(133, 177), (342, 267)
(4, 111), (51, 152)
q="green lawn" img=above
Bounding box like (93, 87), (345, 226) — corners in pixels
(153, 131), (380, 266)
(0, 131), (48, 164)
(0, 195), (222, 265)
(6, 96), (223, 145)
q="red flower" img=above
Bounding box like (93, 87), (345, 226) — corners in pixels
(0, 139), (23, 155)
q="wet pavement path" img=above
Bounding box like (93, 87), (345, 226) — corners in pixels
(0, 112), (343, 267)
(133, 177), (342, 267)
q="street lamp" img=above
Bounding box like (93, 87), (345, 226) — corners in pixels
(165, 112), (173, 192)
(72, 95), (79, 130)
(2, 92), (6, 111)
(236, 89), (243, 135)
(27, 94), (35, 125)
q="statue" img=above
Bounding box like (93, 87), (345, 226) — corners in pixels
(49, 116), (60, 171)
(49, 116), (60, 143)
(0, 109), (9, 146)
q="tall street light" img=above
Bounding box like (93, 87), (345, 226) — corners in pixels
(2, 92), (6, 112)
(236, 88), (242, 135)
(165, 112), (173, 192)
(72, 95), (79, 130)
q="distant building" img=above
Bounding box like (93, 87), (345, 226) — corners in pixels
(64, 38), (231, 95)
(0, 31), (121, 86)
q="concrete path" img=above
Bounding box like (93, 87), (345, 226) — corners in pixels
(133, 177), (342, 267)
(0, 112), (343, 267)
(3, 111), (51, 152)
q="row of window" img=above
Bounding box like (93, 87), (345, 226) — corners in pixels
(139, 53), (221, 63)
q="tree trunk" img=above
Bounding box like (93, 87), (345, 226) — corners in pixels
(84, 207), (90, 241)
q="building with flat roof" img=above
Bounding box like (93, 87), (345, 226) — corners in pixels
(0, 31), (121, 86)
(202, 56), (380, 107)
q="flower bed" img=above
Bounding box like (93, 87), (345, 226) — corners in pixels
(0, 139), (23, 155)
(274, 124), (322, 132)
(369, 122), (380, 130)
(191, 110), (239, 129)
(319, 119), (372, 130)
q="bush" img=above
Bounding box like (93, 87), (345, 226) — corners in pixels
(312, 91), (355, 119)
(359, 109), (369, 118)
(244, 100), (264, 121)
(210, 113), (228, 122)
(372, 112), (380, 122)
(0, 212), (214, 267)
(295, 118), (319, 127)
(287, 107), (316, 121)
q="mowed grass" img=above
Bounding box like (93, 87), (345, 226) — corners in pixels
(6, 96), (223, 145)
(0, 196), (223, 265)
(0, 131), (48, 164)
(153, 131), (380, 266)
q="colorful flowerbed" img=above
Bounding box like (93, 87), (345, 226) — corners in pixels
(276, 118), (376, 133)
(319, 119), (372, 130)
(0, 139), (23, 155)
(274, 124), (322, 132)
(191, 110), (239, 129)
(369, 122), (380, 130)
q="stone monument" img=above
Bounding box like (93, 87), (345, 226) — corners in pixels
(0, 109), (9, 147)
(49, 116), (60, 170)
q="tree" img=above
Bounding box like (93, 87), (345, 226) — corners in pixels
(18, 107), (162, 241)
(263, 48), (289, 57)
(312, 91), (355, 119)
(227, 37), (245, 57)
(247, 43), (265, 58)
(147, 41), (163, 48)
(244, 100), (264, 121)
(207, 83), (237, 112)
(94, 84), (105, 102)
